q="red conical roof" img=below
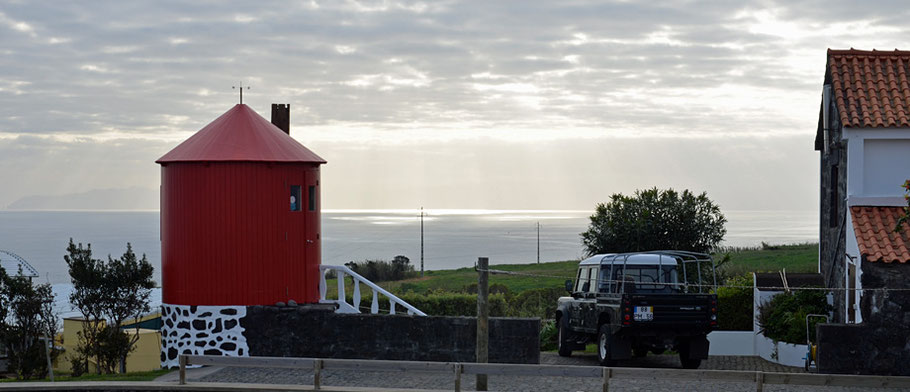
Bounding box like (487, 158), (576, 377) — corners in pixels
(156, 104), (326, 164)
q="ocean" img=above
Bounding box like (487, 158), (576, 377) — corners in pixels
(0, 209), (818, 286)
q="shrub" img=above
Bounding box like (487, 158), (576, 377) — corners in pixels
(462, 283), (511, 296)
(716, 274), (753, 331)
(344, 292), (510, 317)
(508, 288), (564, 320)
(757, 289), (831, 344)
(345, 256), (417, 283)
(539, 320), (557, 351)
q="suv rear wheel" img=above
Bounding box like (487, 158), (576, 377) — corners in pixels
(597, 325), (615, 366)
(678, 345), (702, 369)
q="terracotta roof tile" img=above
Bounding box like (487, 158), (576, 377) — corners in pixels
(851, 206), (910, 263)
(828, 49), (910, 128)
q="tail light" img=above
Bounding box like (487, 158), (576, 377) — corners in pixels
(710, 298), (718, 326)
(622, 302), (632, 325)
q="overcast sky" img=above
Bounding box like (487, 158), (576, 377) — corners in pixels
(0, 0), (906, 211)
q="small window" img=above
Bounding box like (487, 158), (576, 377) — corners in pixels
(290, 185), (301, 211)
(308, 185), (316, 211)
(829, 165), (838, 227)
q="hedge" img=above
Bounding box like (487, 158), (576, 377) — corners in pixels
(343, 287), (566, 319)
(716, 274), (753, 331)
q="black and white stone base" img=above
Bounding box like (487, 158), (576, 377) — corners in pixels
(160, 303), (249, 368)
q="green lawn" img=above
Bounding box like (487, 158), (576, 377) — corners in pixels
(324, 260), (578, 298)
(1, 369), (172, 382)
(719, 243), (818, 277)
(325, 243), (819, 296)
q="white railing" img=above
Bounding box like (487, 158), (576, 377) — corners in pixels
(318, 265), (427, 316)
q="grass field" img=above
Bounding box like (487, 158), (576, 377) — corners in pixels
(327, 243), (819, 296)
(719, 243), (818, 277)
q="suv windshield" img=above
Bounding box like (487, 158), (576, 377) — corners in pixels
(598, 265), (680, 294)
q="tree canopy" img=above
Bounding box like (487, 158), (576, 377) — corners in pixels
(581, 188), (727, 255)
(65, 239), (155, 374)
(0, 263), (57, 379)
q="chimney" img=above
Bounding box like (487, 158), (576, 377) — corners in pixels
(271, 104), (290, 135)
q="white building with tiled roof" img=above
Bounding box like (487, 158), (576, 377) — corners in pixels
(815, 48), (910, 325)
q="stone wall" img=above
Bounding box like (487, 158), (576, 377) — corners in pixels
(817, 262), (910, 375)
(818, 90), (848, 323)
(242, 306), (540, 364)
(160, 304), (249, 368)
(860, 262), (910, 325)
(817, 323), (910, 375)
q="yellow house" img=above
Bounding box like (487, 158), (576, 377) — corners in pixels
(56, 313), (162, 373)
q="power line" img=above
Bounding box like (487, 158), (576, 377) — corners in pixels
(474, 268), (910, 293)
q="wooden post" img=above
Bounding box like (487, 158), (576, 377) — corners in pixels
(755, 371), (763, 392)
(602, 367), (611, 392)
(476, 257), (489, 391)
(41, 336), (54, 382)
(179, 355), (187, 385)
(454, 363), (462, 392)
(314, 359), (322, 390)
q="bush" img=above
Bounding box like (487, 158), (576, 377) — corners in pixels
(462, 283), (511, 296)
(539, 320), (557, 351)
(344, 292), (510, 317)
(508, 288), (564, 320)
(758, 289), (831, 344)
(345, 256), (417, 283)
(716, 274), (753, 331)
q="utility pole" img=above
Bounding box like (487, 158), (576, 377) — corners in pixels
(537, 221), (540, 264)
(420, 207), (425, 277)
(476, 257), (489, 391)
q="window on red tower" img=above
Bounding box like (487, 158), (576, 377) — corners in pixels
(308, 185), (316, 211)
(290, 185), (301, 211)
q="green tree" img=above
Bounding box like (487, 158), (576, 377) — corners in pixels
(896, 179), (909, 232)
(581, 187), (727, 255)
(0, 264), (58, 379)
(65, 239), (155, 374)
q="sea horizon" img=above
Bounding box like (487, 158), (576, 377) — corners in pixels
(0, 209), (818, 286)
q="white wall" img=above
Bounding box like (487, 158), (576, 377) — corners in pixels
(863, 139), (910, 196)
(843, 127), (910, 199)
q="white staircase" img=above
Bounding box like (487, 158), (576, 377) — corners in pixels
(318, 265), (427, 316)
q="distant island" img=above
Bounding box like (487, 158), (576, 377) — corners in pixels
(6, 186), (158, 210)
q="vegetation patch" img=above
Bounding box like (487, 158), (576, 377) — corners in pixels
(758, 289), (831, 344)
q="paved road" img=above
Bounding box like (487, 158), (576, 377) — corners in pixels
(193, 354), (908, 392)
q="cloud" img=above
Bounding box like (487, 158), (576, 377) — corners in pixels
(3, 0), (900, 209)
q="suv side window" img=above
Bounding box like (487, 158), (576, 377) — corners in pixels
(574, 268), (584, 292)
(580, 268), (592, 292)
(587, 267), (599, 293)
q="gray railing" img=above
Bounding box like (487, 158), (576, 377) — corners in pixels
(318, 264), (427, 316)
(179, 354), (910, 391)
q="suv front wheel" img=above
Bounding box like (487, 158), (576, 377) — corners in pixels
(557, 318), (572, 357)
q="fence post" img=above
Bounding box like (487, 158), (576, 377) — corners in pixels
(454, 363), (462, 392)
(476, 257), (489, 391)
(755, 371), (763, 392)
(179, 355), (187, 385)
(314, 359), (323, 390)
(602, 367), (611, 392)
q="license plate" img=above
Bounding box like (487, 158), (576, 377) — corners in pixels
(634, 306), (654, 321)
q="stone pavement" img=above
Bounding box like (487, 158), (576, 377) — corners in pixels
(193, 353), (909, 392)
